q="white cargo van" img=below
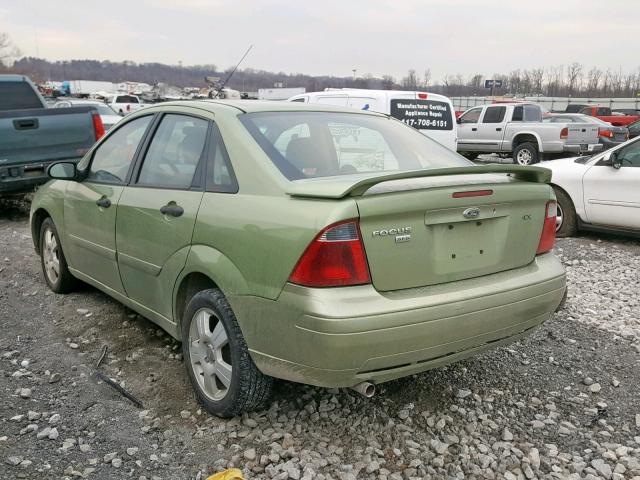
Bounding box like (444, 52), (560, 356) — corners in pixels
(288, 89), (457, 151)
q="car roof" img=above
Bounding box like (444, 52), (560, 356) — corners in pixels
(56, 99), (103, 104)
(298, 89), (452, 102)
(0, 74), (31, 83)
(153, 99), (388, 117)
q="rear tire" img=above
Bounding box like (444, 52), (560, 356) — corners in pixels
(181, 288), (273, 417)
(513, 142), (539, 165)
(39, 217), (77, 294)
(553, 187), (578, 237)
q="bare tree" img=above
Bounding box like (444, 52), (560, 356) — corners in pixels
(566, 62), (583, 95)
(467, 74), (483, 90)
(421, 68), (431, 89)
(402, 69), (418, 89)
(586, 67), (602, 96)
(381, 75), (395, 90)
(530, 68), (544, 94)
(0, 32), (20, 67)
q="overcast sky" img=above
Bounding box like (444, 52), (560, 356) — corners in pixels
(2, 0), (637, 81)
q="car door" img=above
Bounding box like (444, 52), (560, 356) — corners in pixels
(582, 139), (640, 229)
(475, 105), (507, 152)
(63, 115), (153, 294)
(115, 112), (209, 319)
(456, 107), (483, 152)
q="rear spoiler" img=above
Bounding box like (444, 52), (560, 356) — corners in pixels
(286, 165), (552, 199)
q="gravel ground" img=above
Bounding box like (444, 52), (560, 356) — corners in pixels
(1, 201), (639, 480)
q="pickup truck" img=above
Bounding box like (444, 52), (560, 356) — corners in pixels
(0, 74), (105, 195)
(104, 94), (147, 115)
(457, 102), (603, 165)
(577, 106), (640, 127)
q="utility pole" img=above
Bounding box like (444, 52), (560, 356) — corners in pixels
(352, 69), (356, 81)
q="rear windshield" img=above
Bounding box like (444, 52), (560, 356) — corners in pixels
(240, 111), (470, 181)
(389, 99), (454, 131)
(0, 81), (43, 111)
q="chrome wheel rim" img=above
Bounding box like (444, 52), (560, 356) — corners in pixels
(516, 149), (533, 165)
(43, 228), (60, 284)
(556, 203), (564, 232)
(188, 308), (232, 401)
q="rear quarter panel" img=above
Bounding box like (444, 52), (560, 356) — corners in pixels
(191, 193), (359, 299)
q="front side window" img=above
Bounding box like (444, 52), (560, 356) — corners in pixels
(240, 111), (471, 180)
(137, 114), (208, 189)
(459, 107), (482, 124)
(614, 139), (640, 168)
(87, 115), (152, 183)
(482, 106), (506, 123)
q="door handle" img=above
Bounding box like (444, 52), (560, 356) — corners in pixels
(496, 128), (503, 131)
(96, 196), (111, 208)
(471, 127), (477, 131)
(160, 202), (184, 217)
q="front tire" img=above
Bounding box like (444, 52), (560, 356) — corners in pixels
(39, 217), (77, 293)
(513, 142), (539, 165)
(553, 187), (578, 237)
(181, 289), (273, 417)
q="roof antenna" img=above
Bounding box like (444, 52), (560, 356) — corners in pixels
(211, 45), (253, 99)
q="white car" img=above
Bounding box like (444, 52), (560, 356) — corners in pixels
(542, 136), (640, 237)
(53, 99), (122, 130)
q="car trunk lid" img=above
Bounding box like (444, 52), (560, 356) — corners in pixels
(287, 165), (553, 291)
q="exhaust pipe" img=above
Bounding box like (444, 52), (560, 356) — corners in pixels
(350, 381), (376, 398)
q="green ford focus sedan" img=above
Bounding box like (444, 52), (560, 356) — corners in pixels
(30, 101), (566, 416)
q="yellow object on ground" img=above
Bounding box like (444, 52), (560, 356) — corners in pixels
(206, 468), (245, 480)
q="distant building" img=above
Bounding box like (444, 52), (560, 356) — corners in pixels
(258, 87), (305, 101)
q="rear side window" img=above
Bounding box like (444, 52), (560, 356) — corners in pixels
(482, 106), (506, 123)
(88, 116), (152, 184)
(137, 114), (208, 189)
(0, 81), (43, 111)
(389, 99), (453, 130)
(512, 105), (542, 122)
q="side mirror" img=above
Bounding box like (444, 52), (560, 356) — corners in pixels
(47, 162), (77, 180)
(456, 117), (461, 124)
(602, 151), (623, 169)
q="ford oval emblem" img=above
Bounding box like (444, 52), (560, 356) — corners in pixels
(463, 207), (481, 219)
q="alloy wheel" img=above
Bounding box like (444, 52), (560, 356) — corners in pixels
(516, 149), (533, 165)
(43, 227), (60, 284)
(188, 308), (233, 401)
(556, 202), (564, 232)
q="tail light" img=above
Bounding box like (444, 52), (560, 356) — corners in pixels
(417, 93), (428, 99)
(560, 127), (568, 139)
(536, 201), (557, 255)
(289, 220), (371, 287)
(92, 112), (105, 141)
(598, 128), (613, 138)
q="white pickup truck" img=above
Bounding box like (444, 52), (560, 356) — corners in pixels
(104, 94), (147, 115)
(456, 102), (603, 165)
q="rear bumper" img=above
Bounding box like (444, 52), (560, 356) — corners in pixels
(561, 143), (603, 154)
(0, 160), (76, 194)
(231, 253), (566, 388)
